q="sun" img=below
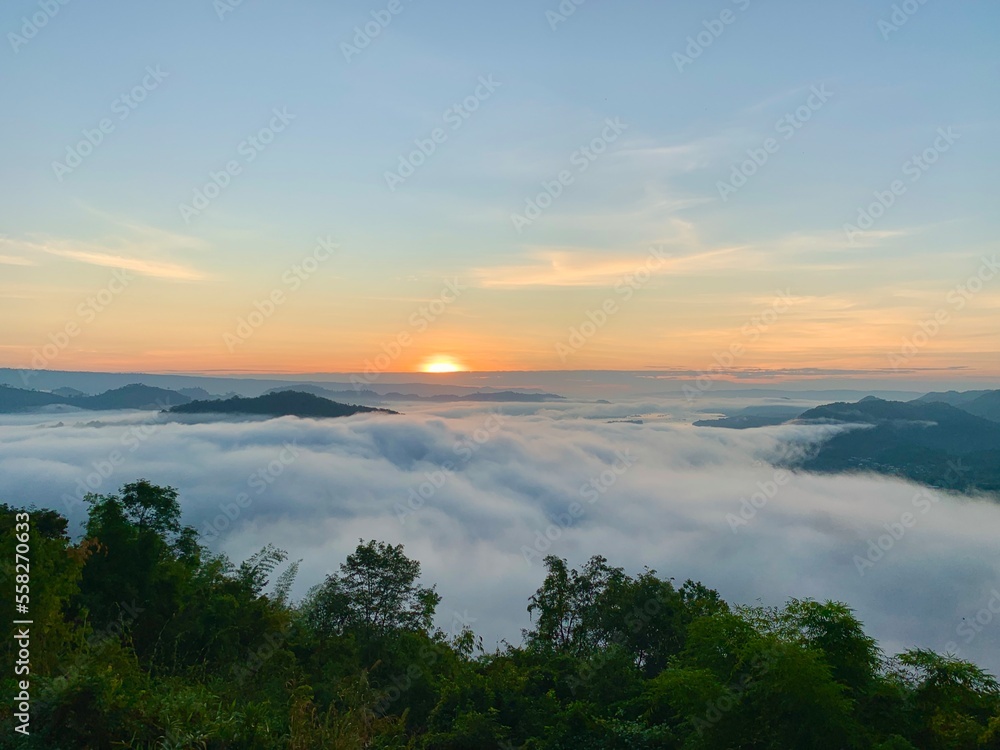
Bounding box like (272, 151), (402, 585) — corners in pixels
(420, 355), (465, 374)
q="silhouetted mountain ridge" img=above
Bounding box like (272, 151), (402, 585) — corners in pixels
(0, 383), (190, 412)
(168, 390), (397, 419)
(264, 383), (565, 403)
(912, 389), (1000, 422)
(698, 392), (1000, 494)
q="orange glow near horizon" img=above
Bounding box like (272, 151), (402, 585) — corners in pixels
(420, 355), (465, 373)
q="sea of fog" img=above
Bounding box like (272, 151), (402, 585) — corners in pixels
(2, 395), (999, 674)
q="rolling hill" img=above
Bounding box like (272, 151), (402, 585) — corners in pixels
(0, 383), (190, 412)
(265, 384), (566, 404)
(167, 391), (398, 419)
(698, 394), (1000, 494)
(912, 389), (1000, 422)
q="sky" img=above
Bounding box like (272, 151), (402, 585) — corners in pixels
(1, 0), (998, 379)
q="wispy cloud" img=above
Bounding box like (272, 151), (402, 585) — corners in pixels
(38, 244), (207, 281)
(473, 245), (740, 288)
(0, 255), (35, 266)
(616, 130), (738, 174)
(2, 222), (209, 282)
(80, 206), (212, 253)
(636, 366), (969, 379)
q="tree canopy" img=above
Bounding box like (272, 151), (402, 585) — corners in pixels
(1, 479), (998, 749)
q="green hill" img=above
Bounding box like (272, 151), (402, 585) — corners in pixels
(794, 398), (1000, 492)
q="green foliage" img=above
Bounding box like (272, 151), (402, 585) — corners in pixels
(2, 481), (999, 749)
(303, 539), (440, 643)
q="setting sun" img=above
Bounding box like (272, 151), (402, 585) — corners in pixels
(420, 356), (465, 373)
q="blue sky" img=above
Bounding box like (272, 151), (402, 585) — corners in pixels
(1, 0), (998, 376)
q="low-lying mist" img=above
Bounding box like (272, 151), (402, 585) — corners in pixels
(2, 397), (999, 673)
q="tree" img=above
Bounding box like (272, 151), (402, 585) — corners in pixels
(85, 479), (182, 540)
(0, 504), (86, 673)
(525, 555), (703, 673)
(305, 539), (439, 640)
(76, 480), (203, 666)
(772, 599), (882, 695)
(893, 649), (1000, 749)
(525, 555), (578, 653)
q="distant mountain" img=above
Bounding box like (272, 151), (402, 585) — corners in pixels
(684, 388), (924, 401)
(265, 384), (385, 405)
(694, 404), (806, 428)
(0, 383), (190, 412)
(693, 415), (789, 429)
(793, 398), (1000, 492)
(383, 390), (565, 403)
(51, 386), (87, 397)
(696, 395), (1000, 494)
(797, 397), (1000, 451)
(912, 390), (993, 408)
(912, 389), (1000, 423)
(73, 384), (191, 410)
(0, 385), (70, 412)
(960, 391), (1000, 423)
(265, 384), (565, 403)
(168, 391), (397, 419)
(177, 387), (220, 401)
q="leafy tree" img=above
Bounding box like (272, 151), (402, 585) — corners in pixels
(305, 539), (440, 641)
(0, 505), (87, 674)
(774, 598), (882, 694)
(4, 479), (1000, 749)
(894, 648), (1000, 749)
(76, 480), (202, 666)
(526, 555), (709, 674)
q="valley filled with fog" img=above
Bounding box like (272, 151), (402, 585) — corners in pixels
(3, 393), (998, 674)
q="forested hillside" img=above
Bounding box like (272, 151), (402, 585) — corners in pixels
(2, 481), (999, 749)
